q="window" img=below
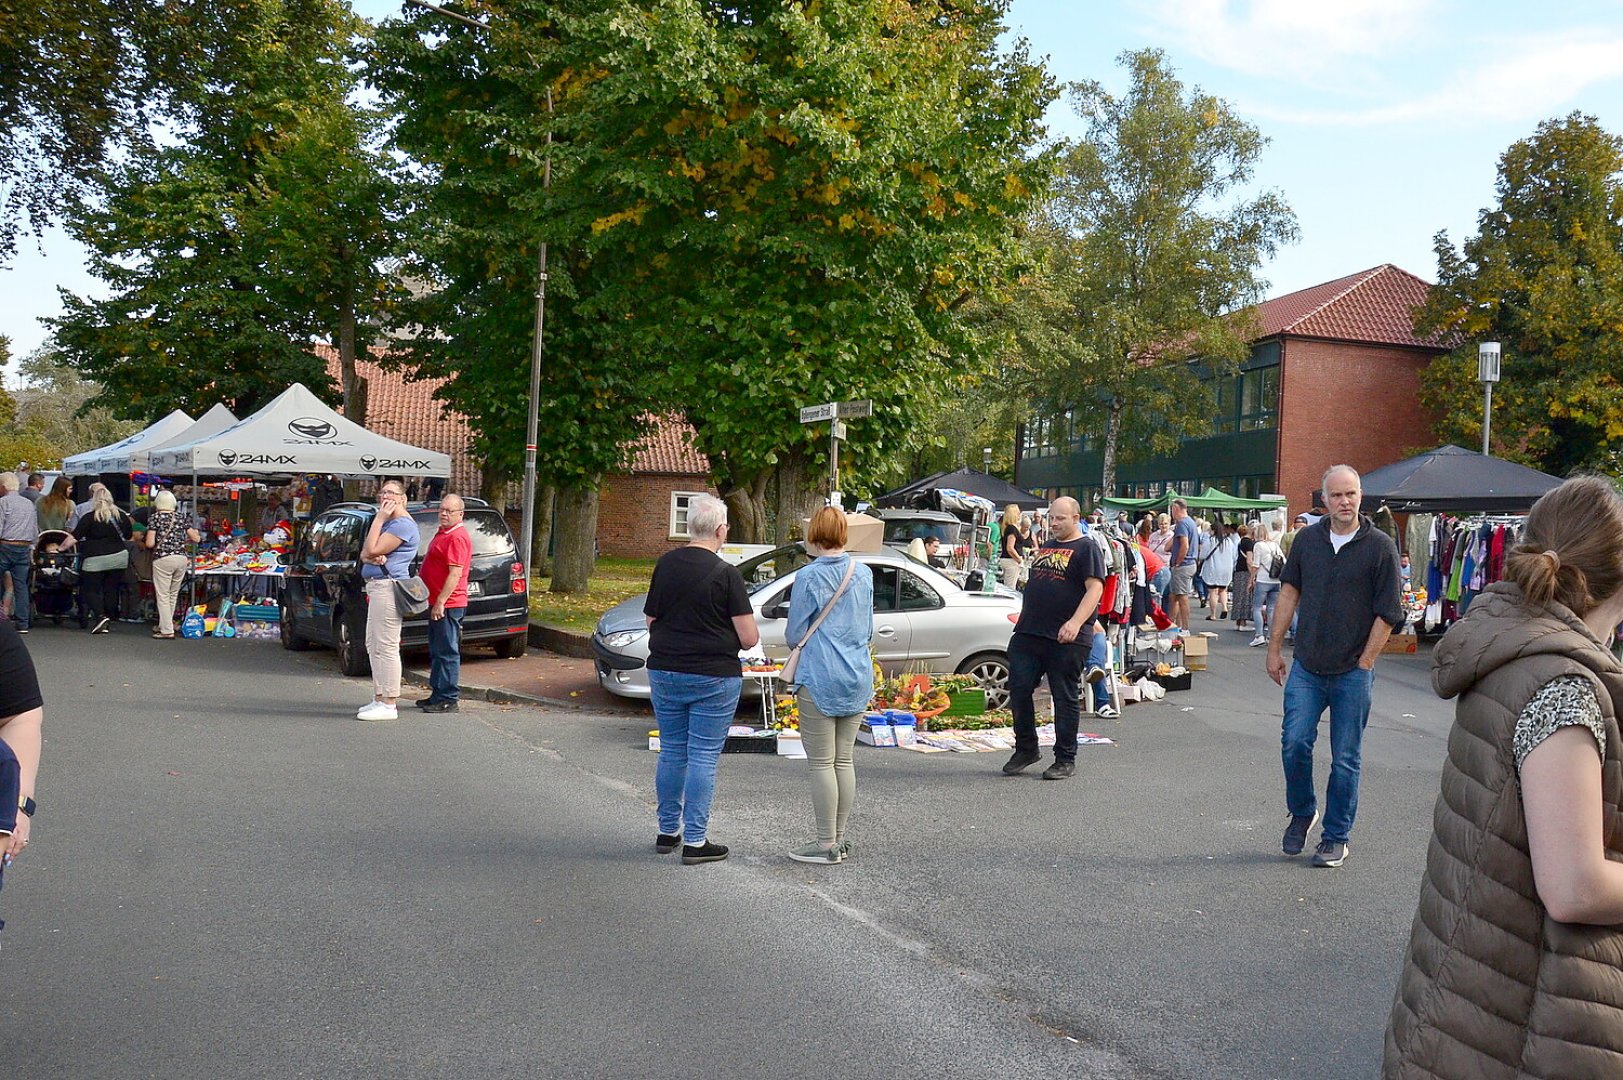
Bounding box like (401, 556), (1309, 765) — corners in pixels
(899, 572), (943, 611)
(870, 566), (900, 612)
(669, 491), (708, 539)
(1214, 377), (1239, 434)
(1239, 366), (1280, 431)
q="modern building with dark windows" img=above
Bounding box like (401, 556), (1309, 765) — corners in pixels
(1015, 264), (1451, 514)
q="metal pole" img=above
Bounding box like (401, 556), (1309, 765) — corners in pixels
(828, 424), (838, 508)
(1482, 382), (1493, 456)
(519, 98), (552, 580)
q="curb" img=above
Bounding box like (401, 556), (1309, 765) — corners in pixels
(527, 619), (593, 658)
(401, 665), (590, 710)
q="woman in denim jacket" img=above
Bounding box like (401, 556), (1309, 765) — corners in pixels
(785, 507), (874, 865)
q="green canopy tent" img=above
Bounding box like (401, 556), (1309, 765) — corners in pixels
(1099, 486), (1287, 515)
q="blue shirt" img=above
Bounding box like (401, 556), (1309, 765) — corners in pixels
(361, 516), (420, 580)
(1173, 516), (1199, 566)
(786, 554), (874, 717)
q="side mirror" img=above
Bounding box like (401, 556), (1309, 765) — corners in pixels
(763, 603), (788, 621)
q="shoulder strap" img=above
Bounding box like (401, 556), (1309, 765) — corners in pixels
(790, 558), (857, 648)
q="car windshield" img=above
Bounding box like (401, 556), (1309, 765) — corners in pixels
(411, 509), (515, 558)
(734, 544), (815, 595)
(881, 518), (967, 546)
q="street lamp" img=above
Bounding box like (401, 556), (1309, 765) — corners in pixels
(405, 0), (549, 579)
(1478, 341), (1501, 456)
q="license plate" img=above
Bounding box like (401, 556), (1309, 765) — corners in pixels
(466, 581), (483, 597)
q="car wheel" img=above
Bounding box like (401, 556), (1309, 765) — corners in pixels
(279, 601), (311, 651)
(958, 652), (1010, 710)
(335, 607), (371, 677)
(493, 633), (528, 659)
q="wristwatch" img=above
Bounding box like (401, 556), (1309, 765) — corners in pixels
(17, 796), (35, 818)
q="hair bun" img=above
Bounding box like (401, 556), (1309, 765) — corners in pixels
(1544, 550), (1561, 572)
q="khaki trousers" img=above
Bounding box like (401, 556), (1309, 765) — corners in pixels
(364, 579), (405, 699)
(151, 553), (189, 634)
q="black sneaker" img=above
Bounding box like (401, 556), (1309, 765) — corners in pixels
(1084, 665), (1107, 685)
(1002, 751), (1041, 775)
(1282, 811), (1320, 856)
(1041, 760), (1075, 780)
(655, 833), (681, 854)
(415, 697), (441, 709)
(420, 700), (458, 713)
(1311, 839), (1349, 868)
(681, 841), (729, 865)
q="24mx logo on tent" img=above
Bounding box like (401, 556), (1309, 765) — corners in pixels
(217, 449), (298, 467)
(359, 456), (433, 471)
(288, 417), (337, 439)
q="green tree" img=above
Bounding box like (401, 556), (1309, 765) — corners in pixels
(10, 344), (141, 460)
(537, 0), (1056, 540)
(1416, 113), (1623, 475)
(1002, 49), (1297, 496)
(49, 0), (397, 421)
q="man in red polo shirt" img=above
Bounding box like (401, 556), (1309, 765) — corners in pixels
(417, 494), (472, 714)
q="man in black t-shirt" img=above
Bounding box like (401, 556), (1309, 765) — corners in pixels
(0, 619), (44, 881)
(1003, 497), (1107, 780)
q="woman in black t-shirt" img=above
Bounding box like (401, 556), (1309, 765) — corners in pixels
(1233, 524), (1255, 632)
(644, 494), (759, 866)
(70, 488), (132, 634)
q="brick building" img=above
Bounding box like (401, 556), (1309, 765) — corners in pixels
(1015, 264), (1452, 514)
(316, 346), (714, 557)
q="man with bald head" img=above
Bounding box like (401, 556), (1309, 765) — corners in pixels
(1002, 496), (1108, 780)
(418, 493), (473, 713)
(1267, 465), (1403, 868)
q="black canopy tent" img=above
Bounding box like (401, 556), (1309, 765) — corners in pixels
(875, 467), (1046, 511)
(1360, 445), (1562, 513)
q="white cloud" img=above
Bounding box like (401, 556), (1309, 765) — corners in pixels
(1131, 0), (1434, 85)
(1244, 33), (1623, 126)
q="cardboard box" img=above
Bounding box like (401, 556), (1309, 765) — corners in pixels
(1183, 637), (1209, 658)
(1382, 634), (1418, 655)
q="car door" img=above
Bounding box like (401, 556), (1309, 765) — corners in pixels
(866, 564), (914, 670)
(895, 567), (950, 665)
(286, 521), (322, 630)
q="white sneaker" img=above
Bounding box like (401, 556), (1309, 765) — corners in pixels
(1250, 635), (1268, 647)
(356, 701), (399, 721)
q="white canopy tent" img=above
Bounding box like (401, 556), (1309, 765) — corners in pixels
(62, 409), (194, 476)
(119, 403), (240, 474)
(147, 382), (452, 478)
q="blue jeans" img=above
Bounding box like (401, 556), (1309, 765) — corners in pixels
(650, 670), (742, 845)
(0, 544), (30, 629)
(427, 607), (465, 702)
(1088, 631), (1110, 710)
(1252, 581), (1280, 638)
(1008, 632), (1086, 762)
(1150, 566), (1170, 601)
(1281, 662), (1374, 844)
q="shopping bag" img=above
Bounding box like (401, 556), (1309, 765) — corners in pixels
(180, 610), (206, 638)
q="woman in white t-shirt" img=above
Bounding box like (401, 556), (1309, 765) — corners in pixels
(1198, 522), (1238, 619)
(1247, 523), (1285, 647)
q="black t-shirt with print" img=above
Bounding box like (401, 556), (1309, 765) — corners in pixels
(1014, 536), (1107, 640)
(0, 620), (43, 717)
(644, 547), (754, 678)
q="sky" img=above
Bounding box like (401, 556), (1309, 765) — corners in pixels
(4, 0), (1623, 385)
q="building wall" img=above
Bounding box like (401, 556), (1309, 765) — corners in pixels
(596, 473), (716, 558)
(1277, 338), (1441, 512)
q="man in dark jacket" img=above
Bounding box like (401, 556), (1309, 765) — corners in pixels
(1266, 465), (1403, 868)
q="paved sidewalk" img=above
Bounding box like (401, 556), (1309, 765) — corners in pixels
(404, 641), (646, 713)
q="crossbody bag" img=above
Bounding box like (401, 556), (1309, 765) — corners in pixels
(778, 559), (857, 685)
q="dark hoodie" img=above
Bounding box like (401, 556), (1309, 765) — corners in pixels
(1279, 514), (1403, 675)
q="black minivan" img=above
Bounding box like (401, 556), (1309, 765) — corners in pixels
(280, 500), (530, 675)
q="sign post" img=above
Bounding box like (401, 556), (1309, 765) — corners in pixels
(798, 399), (873, 507)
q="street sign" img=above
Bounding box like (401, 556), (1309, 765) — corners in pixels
(799, 403), (836, 424)
(835, 399), (873, 419)
(830, 420), (847, 441)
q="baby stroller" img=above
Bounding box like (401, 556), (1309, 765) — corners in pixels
(32, 529), (82, 626)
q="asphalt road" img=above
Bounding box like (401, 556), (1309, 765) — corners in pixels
(0, 621), (1455, 1079)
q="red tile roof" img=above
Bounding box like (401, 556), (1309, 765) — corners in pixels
(1252, 264), (1452, 349)
(629, 412), (709, 475)
(314, 346), (709, 488)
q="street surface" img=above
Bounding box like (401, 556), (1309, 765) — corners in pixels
(0, 623), (1455, 1079)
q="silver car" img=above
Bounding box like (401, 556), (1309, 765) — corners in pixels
(592, 543), (1022, 707)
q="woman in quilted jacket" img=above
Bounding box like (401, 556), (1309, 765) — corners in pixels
(1384, 475), (1623, 1079)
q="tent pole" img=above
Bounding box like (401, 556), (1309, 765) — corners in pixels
(189, 464), (198, 614)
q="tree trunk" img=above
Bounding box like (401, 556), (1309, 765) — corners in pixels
(550, 482), (599, 593)
(338, 297), (365, 426)
(480, 466), (506, 509)
(773, 447), (820, 544)
(721, 470), (770, 543)
(1100, 397), (1124, 498)
(532, 484), (556, 577)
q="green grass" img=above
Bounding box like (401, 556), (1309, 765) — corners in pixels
(527, 556), (657, 634)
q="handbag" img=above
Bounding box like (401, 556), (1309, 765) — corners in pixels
(81, 549), (130, 573)
(779, 559), (857, 685)
(394, 575), (431, 616)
